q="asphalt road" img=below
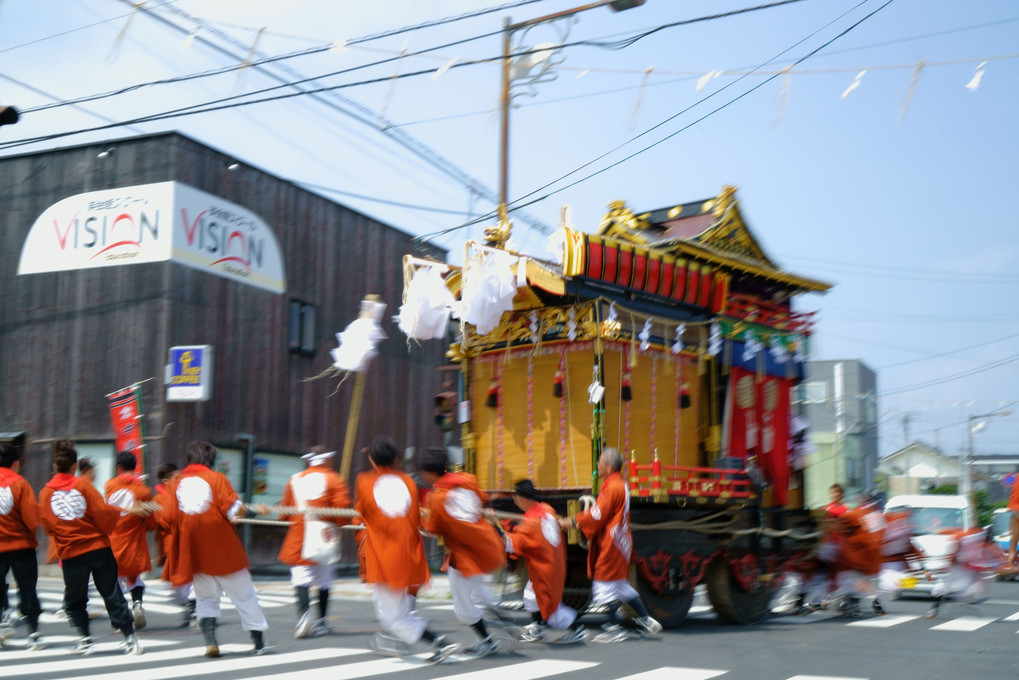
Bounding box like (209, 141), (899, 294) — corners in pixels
(4, 575), (1019, 680)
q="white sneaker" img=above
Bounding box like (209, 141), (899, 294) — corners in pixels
(132, 602), (147, 630)
(310, 618), (333, 637)
(121, 634), (143, 655)
(369, 632), (408, 657)
(28, 632), (44, 651)
(294, 612), (314, 639)
(518, 621), (545, 642)
(554, 625), (588, 644)
(71, 636), (95, 656)
(592, 623), (630, 643)
(425, 635), (458, 663)
(463, 636), (500, 657)
(635, 616), (662, 637)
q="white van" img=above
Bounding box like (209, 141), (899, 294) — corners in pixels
(883, 494), (974, 594)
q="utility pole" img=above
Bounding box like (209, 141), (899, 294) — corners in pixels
(902, 412), (911, 493)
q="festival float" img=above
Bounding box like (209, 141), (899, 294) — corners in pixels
(397, 184), (831, 626)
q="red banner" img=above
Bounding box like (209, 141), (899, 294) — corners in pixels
(727, 367), (791, 506)
(108, 386), (146, 472)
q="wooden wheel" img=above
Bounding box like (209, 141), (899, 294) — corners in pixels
(631, 574), (694, 629)
(704, 558), (775, 625)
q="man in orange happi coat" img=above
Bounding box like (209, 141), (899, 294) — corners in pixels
(154, 463), (196, 627)
(105, 451), (155, 630)
(275, 445), (351, 639)
(0, 442), (42, 650)
(154, 440), (267, 658)
(873, 509), (931, 616)
(39, 439), (141, 656)
(564, 448), (661, 642)
(506, 479), (586, 643)
(355, 436), (454, 661)
(419, 448), (505, 656)
(834, 490), (884, 617)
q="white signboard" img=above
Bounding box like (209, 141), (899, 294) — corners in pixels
(18, 181), (286, 293)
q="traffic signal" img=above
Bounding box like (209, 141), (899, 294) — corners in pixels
(0, 106), (19, 127)
(435, 389), (457, 432)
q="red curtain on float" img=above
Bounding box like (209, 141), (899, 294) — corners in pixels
(727, 367), (791, 505)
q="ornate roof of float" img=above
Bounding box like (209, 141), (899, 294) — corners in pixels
(595, 185), (831, 294)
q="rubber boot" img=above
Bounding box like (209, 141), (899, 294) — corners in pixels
(250, 629), (267, 656)
(199, 618), (219, 658)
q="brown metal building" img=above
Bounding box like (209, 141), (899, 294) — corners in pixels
(0, 131), (447, 565)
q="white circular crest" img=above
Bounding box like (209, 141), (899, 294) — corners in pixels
(293, 472), (327, 503)
(51, 489), (86, 521)
(108, 488), (137, 515)
(540, 515), (562, 547)
(0, 487), (13, 516)
(373, 474), (411, 518)
(177, 476), (213, 515)
(445, 487), (482, 523)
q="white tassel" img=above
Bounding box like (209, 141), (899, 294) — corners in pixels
(672, 323), (686, 354)
(899, 60), (926, 122)
(696, 69), (723, 92)
(638, 318), (652, 351)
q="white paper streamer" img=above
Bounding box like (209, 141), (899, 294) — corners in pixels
(965, 61), (986, 91)
(841, 69), (867, 100)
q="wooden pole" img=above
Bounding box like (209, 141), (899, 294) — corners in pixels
(338, 294), (381, 482)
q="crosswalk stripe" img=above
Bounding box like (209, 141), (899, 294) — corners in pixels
(3, 639), (200, 675)
(442, 660), (601, 680)
(71, 646), (364, 680)
(1003, 611), (1019, 621)
(613, 667), (728, 680)
(1, 636), (177, 658)
(250, 657), (597, 680)
(847, 615), (920, 628)
(787, 676), (868, 680)
(930, 617), (997, 632)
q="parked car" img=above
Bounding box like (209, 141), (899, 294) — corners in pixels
(883, 494), (974, 595)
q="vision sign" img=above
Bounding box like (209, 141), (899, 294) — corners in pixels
(18, 181), (286, 293)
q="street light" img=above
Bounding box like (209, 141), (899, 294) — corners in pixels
(962, 410), (1011, 500)
(489, 0), (645, 246)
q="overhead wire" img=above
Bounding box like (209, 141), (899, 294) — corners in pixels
(499, 0), (897, 219)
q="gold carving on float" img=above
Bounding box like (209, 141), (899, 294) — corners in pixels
(484, 204), (513, 248)
(460, 303), (598, 355)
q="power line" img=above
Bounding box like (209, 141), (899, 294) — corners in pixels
(499, 0), (895, 219)
(22, 0), (549, 115)
(880, 353), (1019, 396)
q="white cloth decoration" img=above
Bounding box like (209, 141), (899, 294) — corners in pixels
(588, 378), (605, 404)
(708, 321), (723, 357)
(606, 302), (618, 326)
(50, 489), (86, 521)
(770, 339), (789, 364)
(672, 322), (686, 354)
(841, 70), (867, 100)
(966, 61), (986, 91)
(445, 487), (482, 523)
(373, 474), (412, 518)
(742, 332), (761, 363)
(696, 69), (723, 91)
(331, 300), (387, 373)
(460, 248), (517, 335)
(638, 318), (652, 351)
(517, 256), (528, 288)
(566, 307), (578, 341)
(397, 266), (454, 340)
(176, 477), (213, 515)
(546, 226), (567, 265)
(529, 311), (540, 343)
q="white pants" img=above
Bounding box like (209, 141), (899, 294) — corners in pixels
(877, 561), (909, 601)
(522, 581), (577, 629)
(448, 567), (494, 625)
(836, 570), (877, 598)
(932, 566), (988, 602)
(591, 579), (639, 605)
(174, 584), (194, 605)
(291, 564), (334, 590)
(372, 584), (428, 644)
(193, 569), (268, 631)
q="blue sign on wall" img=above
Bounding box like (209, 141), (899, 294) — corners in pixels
(166, 345), (213, 402)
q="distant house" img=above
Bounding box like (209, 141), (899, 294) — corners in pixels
(879, 441), (961, 495)
(971, 454), (1019, 504)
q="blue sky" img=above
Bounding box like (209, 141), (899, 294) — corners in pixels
(2, 0), (1016, 459)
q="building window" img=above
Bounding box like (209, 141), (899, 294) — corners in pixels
(289, 300), (317, 356)
(803, 380), (828, 404)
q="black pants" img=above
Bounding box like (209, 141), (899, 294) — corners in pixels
(0, 548), (41, 632)
(62, 547), (133, 636)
